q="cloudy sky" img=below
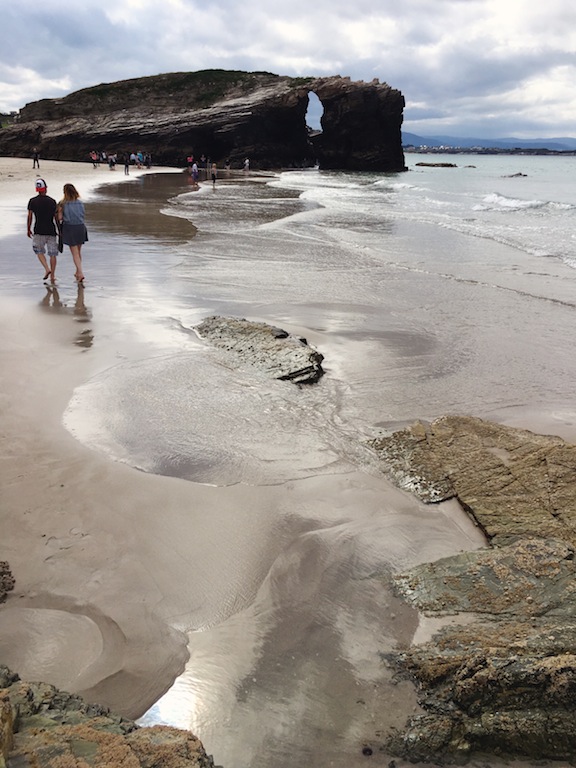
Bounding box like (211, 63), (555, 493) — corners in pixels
(2, 0), (575, 139)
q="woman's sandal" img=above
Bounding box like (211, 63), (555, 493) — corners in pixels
(43, 270), (51, 281)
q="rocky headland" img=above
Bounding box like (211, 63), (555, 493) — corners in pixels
(369, 415), (576, 763)
(0, 69), (406, 172)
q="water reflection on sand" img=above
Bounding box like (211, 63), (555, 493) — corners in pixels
(39, 283), (93, 349)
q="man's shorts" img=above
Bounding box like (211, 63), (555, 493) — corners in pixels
(32, 234), (58, 257)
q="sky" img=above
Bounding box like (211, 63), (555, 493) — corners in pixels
(1, 0), (576, 139)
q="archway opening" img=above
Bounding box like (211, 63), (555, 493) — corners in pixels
(305, 91), (324, 133)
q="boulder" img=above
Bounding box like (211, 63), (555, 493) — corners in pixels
(194, 316), (324, 384)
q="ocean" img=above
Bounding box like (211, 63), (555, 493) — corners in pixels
(4, 153), (576, 767)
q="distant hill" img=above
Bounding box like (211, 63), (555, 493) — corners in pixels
(402, 132), (576, 151)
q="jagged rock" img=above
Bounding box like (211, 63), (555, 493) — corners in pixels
(387, 619), (576, 763)
(0, 667), (220, 767)
(194, 316), (324, 384)
(0, 563), (14, 604)
(0, 69), (406, 172)
(370, 415), (576, 763)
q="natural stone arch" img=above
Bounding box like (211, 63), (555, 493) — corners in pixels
(308, 76), (406, 171)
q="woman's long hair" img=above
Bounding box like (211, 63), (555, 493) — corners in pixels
(61, 183), (80, 203)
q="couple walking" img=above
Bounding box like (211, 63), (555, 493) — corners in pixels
(27, 179), (88, 283)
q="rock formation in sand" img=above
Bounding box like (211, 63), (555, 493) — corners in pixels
(0, 666), (221, 767)
(368, 415), (576, 763)
(0, 563), (14, 605)
(0, 69), (406, 172)
(194, 316), (325, 384)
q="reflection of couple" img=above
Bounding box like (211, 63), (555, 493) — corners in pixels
(40, 283), (93, 348)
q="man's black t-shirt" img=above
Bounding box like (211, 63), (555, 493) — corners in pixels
(28, 195), (57, 235)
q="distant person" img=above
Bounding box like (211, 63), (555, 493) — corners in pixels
(123, 153), (130, 175)
(224, 158), (231, 171)
(243, 157), (250, 172)
(32, 147), (40, 169)
(57, 183), (88, 284)
(27, 179), (59, 282)
(89, 150), (99, 168)
(191, 162), (199, 185)
(211, 163), (217, 186)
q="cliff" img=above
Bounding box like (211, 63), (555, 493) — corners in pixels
(0, 69), (406, 172)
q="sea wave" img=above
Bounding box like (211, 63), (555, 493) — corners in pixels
(473, 192), (575, 212)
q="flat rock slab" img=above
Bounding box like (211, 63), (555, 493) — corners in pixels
(194, 316), (324, 384)
(368, 414), (576, 545)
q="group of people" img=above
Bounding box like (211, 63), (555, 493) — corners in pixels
(186, 153), (250, 186)
(26, 151), (252, 283)
(27, 179), (88, 284)
(89, 150), (152, 173)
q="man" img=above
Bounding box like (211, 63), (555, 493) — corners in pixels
(27, 179), (59, 282)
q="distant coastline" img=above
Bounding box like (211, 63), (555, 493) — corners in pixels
(404, 145), (576, 156)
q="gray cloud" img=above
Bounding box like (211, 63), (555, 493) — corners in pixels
(1, 0), (575, 139)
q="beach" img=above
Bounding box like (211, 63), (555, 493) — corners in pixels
(2, 155), (576, 767)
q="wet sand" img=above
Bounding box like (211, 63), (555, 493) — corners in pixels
(0, 157), (545, 767)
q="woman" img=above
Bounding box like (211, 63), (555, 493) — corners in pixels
(58, 183), (88, 283)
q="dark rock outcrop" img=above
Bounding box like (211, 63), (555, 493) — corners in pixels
(0, 666), (221, 767)
(194, 316), (324, 384)
(0, 563), (14, 604)
(367, 415), (576, 763)
(0, 69), (406, 172)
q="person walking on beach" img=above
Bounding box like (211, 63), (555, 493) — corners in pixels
(57, 183), (88, 284)
(27, 179), (58, 282)
(211, 163), (218, 186)
(32, 147), (40, 169)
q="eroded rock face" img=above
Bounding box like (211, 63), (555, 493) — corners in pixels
(0, 666), (220, 767)
(194, 316), (325, 384)
(0, 69), (406, 172)
(368, 415), (576, 763)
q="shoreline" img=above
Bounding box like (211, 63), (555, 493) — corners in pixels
(0, 157), (201, 716)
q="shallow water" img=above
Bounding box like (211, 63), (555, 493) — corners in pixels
(4, 158), (576, 767)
